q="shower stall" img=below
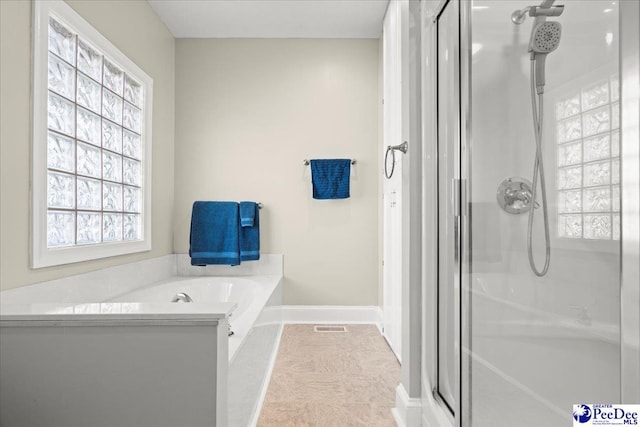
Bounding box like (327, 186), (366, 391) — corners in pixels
(420, 0), (639, 426)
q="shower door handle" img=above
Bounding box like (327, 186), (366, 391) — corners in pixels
(453, 179), (461, 265)
(453, 179), (461, 217)
(452, 178), (467, 218)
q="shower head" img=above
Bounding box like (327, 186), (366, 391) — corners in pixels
(529, 21), (562, 53)
(513, 1), (564, 94)
(529, 21), (562, 93)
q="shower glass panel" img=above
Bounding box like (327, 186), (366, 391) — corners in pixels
(466, 1), (620, 426)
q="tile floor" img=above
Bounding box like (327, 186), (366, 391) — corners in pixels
(257, 324), (400, 427)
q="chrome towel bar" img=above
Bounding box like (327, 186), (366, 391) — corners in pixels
(303, 159), (356, 166)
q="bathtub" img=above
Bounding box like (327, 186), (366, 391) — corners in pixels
(0, 254), (284, 427)
(107, 275), (281, 360)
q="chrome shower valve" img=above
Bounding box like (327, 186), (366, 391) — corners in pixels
(497, 177), (534, 214)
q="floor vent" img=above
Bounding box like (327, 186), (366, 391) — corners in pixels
(314, 325), (347, 333)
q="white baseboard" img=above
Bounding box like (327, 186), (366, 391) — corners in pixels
(281, 305), (383, 325)
(392, 384), (422, 427)
(255, 305), (384, 330)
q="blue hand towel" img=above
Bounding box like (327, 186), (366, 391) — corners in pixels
(189, 201), (240, 266)
(310, 159), (351, 200)
(240, 202), (260, 261)
(239, 201), (256, 227)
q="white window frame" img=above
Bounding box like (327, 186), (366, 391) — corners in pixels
(31, 0), (153, 268)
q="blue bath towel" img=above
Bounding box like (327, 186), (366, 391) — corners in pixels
(240, 202), (260, 261)
(189, 201), (240, 266)
(310, 159), (351, 200)
(239, 201), (256, 227)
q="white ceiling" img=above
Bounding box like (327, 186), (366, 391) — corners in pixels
(148, 0), (389, 39)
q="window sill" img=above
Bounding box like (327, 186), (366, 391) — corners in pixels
(31, 239), (151, 269)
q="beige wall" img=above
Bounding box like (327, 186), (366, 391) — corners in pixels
(175, 39), (379, 305)
(0, 0), (175, 291)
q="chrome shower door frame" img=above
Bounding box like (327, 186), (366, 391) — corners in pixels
(459, 1), (472, 426)
(433, 0), (466, 425)
(620, 0), (640, 403)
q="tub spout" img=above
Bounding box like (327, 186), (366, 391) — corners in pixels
(171, 292), (193, 303)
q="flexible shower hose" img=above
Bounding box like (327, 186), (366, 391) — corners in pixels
(527, 59), (551, 277)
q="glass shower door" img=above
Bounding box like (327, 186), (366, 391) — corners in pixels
(464, 1), (621, 426)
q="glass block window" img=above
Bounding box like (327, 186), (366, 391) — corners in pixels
(556, 75), (620, 240)
(32, 1), (152, 268)
(46, 17), (143, 247)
